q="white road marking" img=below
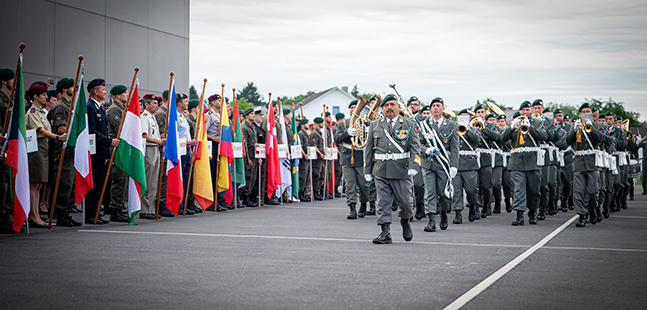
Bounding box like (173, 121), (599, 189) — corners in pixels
(605, 215), (647, 219)
(443, 214), (579, 310)
(543, 246), (647, 253)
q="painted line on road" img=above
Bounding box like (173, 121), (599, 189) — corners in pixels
(543, 246), (647, 253)
(443, 214), (579, 310)
(78, 229), (531, 249)
(605, 215), (647, 219)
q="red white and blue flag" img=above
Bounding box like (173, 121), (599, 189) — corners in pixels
(164, 82), (183, 215)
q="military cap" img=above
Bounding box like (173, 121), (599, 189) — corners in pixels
(110, 84), (127, 96)
(272, 100), (278, 106)
(46, 90), (57, 99)
(208, 94), (221, 102)
(176, 93), (188, 100)
(313, 117), (324, 124)
(542, 107), (551, 113)
(225, 97), (230, 103)
(243, 108), (254, 116)
(486, 113), (497, 120)
(513, 111), (521, 118)
(325, 111), (331, 117)
(519, 101), (531, 109)
(578, 102), (591, 112)
(188, 99), (199, 109)
(299, 118), (309, 125)
(142, 94), (156, 100)
(532, 99), (544, 106)
(474, 104), (486, 112)
(348, 99), (358, 108)
(592, 106), (598, 112)
(369, 94), (377, 101)
(554, 109), (563, 114)
(254, 107), (263, 115)
(162, 90), (169, 99)
(564, 114), (572, 120)
(431, 97), (444, 105)
(421, 105), (430, 112)
(606, 111), (614, 117)
(615, 115), (623, 121)
(0, 68), (15, 80)
(87, 78), (105, 92)
(282, 108), (291, 115)
(28, 83), (47, 95)
(407, 96), (419, 104)
(458, 108), (469, 115)
(335, 112), (345, 120)
(156, 96), (163, 102)
(497, 114), (507, 120)
(56, 78), (74, 90)
(381, 94), (398, 106)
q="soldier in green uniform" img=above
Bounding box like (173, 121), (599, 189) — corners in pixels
(473, 104), (499, 218)
(297, 118), (311, 202)
(532, 100), (558, 220)
(452, 109), (481, 225)
(241, 108), (259, 207)
(553, 109), (574, 212)
(106, 85), (130, 222)
(407, 96), (426, 220)
(333, 112), (344, 198)
(496, 114), (514, 213)
(500, 101), (548, 226)
(311, 117), (325, 200)
(186, 99), (199, 138)
(0, 68), (15, 232)
(335, 100), (370, 219)
(486, 113), (505, 214)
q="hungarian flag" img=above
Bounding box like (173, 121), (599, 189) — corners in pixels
(192, 95), (213, 209)
(4, 55), (29, 232)
(291, 108), (299, 198)
(277, 102), (292, 196)
(66, 75), (93, 204)
(217, 99), (233, 204)
(265, 102), (281, 199)
(114, 84), (146, 223)
(232, 98), (245, 186)
(164, 82), (183, 215)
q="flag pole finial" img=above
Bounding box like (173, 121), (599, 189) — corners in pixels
(169, 71), (174, 77)
(134, 66), (140, 72)
(78, 54), (84, 60)
(204, 78), (208, 82)
(19, 42), (25, 50)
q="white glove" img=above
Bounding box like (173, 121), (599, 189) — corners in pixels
(408, 169), (418, 176)
(511, 118), (520, 129)
(364, 174), (373, 182)
(450, 167), (458, 179)
(347, 127), (356, 136)
(574, 120), (581, 129)
(585, 119), (593, 125)
(425, 147), (439, 156)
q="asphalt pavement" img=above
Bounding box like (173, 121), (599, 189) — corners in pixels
(2, 192), (646, 310)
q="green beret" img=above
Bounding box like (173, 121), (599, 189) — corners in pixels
(225, 97), (230, 103)
(605, 111), (614, 117)
(431, 97), (444, 105)
(188, 99), (199, 109)
(325, 111), (331, 117)
(458, 108), (469, 115)
(272, 100), (277, 106)
(497, 114), (507, 120)
(369, 94), (377, 101)
(348, 99), (358, 108)
(407, 96), (419, 104)
(578, 102), (591, 112)
(591, 106), (598, 112)
(282, 108), (291, 115)
(162, 90), (169, 99)
(474, 104), (486, 112)
(564, 115), (572, 120)
(299, 118), (309, 125)
(421, 105), (430, 112)
(486, 113), (496, 120)
(554, 109), (563, 114)
(519, 100), (531, 109)
(56, 78), (74, 89)
(542, 107), (551, 113)
(532, 99), (544, 106)
(513, 111), (521, 118)
(335, 112), (345, 120)
(313, 117), (324, 124)
(615, 115), (623, 121)
(243, 108), (254, 116)
(110, 84), (127, 96)
(381, 94), (398, 106)
(0, 68), (14, 80)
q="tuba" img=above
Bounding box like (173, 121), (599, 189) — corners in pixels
(350, 95), (381, 148)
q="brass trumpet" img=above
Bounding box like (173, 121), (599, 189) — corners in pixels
(516, 116), (530, 134)
(470, 117), (484, 130)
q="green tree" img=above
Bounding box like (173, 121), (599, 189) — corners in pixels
(237, 97), (253, 111)
(585, 97), (643, 127)
(189, 85), (199, 100)
(546, 102), (579, 118)
(350, 84), (360, 97)
(476, 98), (506, 112)
(237, 82), (263, 106)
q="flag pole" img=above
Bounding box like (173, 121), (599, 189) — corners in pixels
(94, 66), (140, 224)
(1, 43), (25, 141)
(292, 98), (296, 202)
(155, 71), (174, 220)
(322, 104), (328, 201)
(277, 96), (283, 206)
(232, 87), (238, 209)
(299, 101), (304, 120)
(263, 92), (271, 205)
(328, 105), (335, 200)
(48, 54), (83, 229)
(182, 78), (207, 215)
(214, 83), (225, 206)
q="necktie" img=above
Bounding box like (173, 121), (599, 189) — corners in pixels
(434, 120), (440, 130)
(389, 119), (394, 130)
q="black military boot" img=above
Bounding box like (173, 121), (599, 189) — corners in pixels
(372, 224), (392, 244)
(415, 202), (425, 220)
(596, 207), (602, 223)
(547, 200), (556, 216)
(511, 211), (524, 226)
(453, 210), (463, 224)
(486, 203), (492, 216)
(424, 214), (436, 232)
(391, 204), (398, 211)
(347, 203), (358, 220)
(589, 204), (597, 225)
(401, 218), (413, 241)
(481, 204), (489, 218)
(602, 200), (610, 218)
(505, 198), (512, 213)
(537, 207), (546, 220)
(468, 205), (476, 222)
(57, 209), (75, 227)
(474, 205), (481, 220)
(493, 200), (501, 214)
(528, 209), (538, 225)
(575, 214), (586, 227)
(365, 202), (376, 216)
(561, 197), (569, 212)
(358, 203), (366, 218)
(440, 210), (449, 230)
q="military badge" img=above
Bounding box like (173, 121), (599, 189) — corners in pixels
(396, 130), (407, 139)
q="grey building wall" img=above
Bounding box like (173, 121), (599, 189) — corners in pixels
(0, 0), (189, 97)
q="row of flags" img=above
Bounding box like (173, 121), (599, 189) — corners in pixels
(2, 53), (308, 232)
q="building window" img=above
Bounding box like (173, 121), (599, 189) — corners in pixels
(332, 106), (340, 115)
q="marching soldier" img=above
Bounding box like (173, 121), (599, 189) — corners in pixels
(140, 95), (166, 219)
(499, 101), (548, 226)
(452, 109), (481, 225)
(364, 94), (421, 244)
(333, 112), (344, 198)
(554, 109), (574, 212)
(486, 113), (505, 214)
(614, 115), (629, 212)
(407, 96), (426, 220)
(420, 97), (458, 232)
(311, 117), (325, 201)
(297, 118), (311, 202)
(532, 100), (558, 220)
(334, 100), (370, 219)
(241, 108), (259, 207)
(496, 114), (514, 213)
(473, 104), (499, 218)
(106, 85), (130, 222)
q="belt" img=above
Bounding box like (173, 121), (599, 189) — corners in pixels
(146, 143), (158, 147)
(459, 150), (479, 156)
(374, 153), (409, 161)
(510, 147), (540, 153)
(574, 150), (596, 156)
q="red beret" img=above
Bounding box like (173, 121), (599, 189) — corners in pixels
(29, 84), (48, 95)
(142, 94), (156, 100)
(156, 96), (163, 102)
(208, 94), (221, 102)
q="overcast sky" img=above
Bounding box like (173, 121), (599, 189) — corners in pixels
(190, 0), (647, 120)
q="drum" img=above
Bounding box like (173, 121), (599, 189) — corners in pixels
(629, 159), (641, 178)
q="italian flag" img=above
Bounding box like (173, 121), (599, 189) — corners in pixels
(66, 76), (93, 204)
(114, 84), (146, 223)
